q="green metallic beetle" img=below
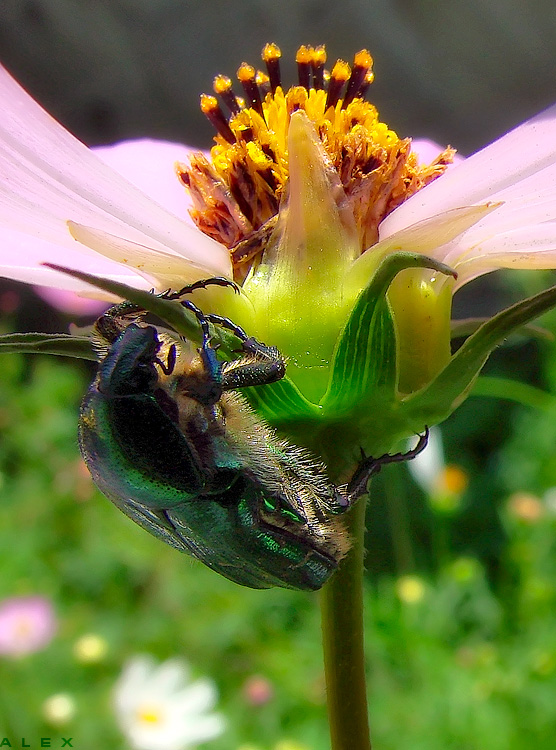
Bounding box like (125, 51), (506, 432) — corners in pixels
(79, 279), (427, 590)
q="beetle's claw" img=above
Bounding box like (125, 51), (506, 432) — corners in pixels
(162, 277), (239, 301)
(347, 428), (429, 501)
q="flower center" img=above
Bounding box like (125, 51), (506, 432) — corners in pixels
(178, 44), (455, 282)
(137, 703), (165, 725)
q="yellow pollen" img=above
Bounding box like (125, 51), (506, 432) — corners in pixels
(364, 70), (375, 87)
(213, 74), (232, 94)
(311, 45), (327, 66)
(330, 59), (351, 82)
(256, 70), (269, 86)
(262, 42), (281, 63)
(200, 93), (218, 114)
(181, 43), (455, 282)
(353, 49), (373, 69)
(237, 63), (256, 82)
(296, 45), (312, 64)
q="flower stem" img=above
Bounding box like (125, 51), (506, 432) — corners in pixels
(320, 495), (371, 750)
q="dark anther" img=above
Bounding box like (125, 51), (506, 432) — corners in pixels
(359, 72), (374, 100)
(237, 126), (254, 143)
(255, 70), (270, 98)
(262, 43), (282, 94)
(342, 50), (373, 109)
(311, 46), (326, 90)
(296, 45), (312, 89)
(237, 63), (263, 116)
(213, 75), (241, 115)
(325, 60), (350, 110)
(200, 94), (235, 144)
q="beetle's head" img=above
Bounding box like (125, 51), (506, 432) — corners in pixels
(98, 324), (161, 397)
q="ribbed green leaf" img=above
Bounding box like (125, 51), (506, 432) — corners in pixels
(245, 377), (321, 423)
(43, 264), (243, 354)
(452, 317), (553, 341)
(404, 284), (556, 424)
(0, 333), (96, 360)
(321, 252), (456, 414)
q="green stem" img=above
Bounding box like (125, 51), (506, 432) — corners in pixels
(320, 495), (371, 750)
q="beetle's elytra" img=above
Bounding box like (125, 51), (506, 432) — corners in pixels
(79, 280), (427, 590)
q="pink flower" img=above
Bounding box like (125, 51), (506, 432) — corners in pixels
(0, 65), (230, 303)
(0, 595), (56, 657)
(0, 62), (556, 298)
(242, 674), (274, 706)
(0, 62), (555, 302)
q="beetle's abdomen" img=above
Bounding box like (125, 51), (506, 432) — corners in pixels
(79, 387), (205, 509)
(165, 479), (338, 590)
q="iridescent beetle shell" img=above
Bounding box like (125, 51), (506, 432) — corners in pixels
(79, 287), (427, 590)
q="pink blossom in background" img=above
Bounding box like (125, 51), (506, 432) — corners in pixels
(34, 285), (108, 316)
(242, 674), (274, 706)
(0, 595), (57, 657)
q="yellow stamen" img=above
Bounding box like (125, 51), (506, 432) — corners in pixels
(296, 45), (312, 64)
(237, 63), (256, 82)
(262, 42), (281, 63)
(213, 74), (233, 95)
(181, 44), (454, 282)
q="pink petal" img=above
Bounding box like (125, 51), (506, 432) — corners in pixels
(0, 66), (231, 294)
(377, 104), (556, 287)
(381, 104), (556, 238)
(453, 222), (556, 287)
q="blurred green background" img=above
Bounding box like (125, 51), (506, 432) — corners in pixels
(1, 1), (556, 748)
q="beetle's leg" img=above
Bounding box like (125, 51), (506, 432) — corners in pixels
(346, 428), (430, 502)
(203, 313), (249, 341)
(219, 344), (286, 390)
(168, 296), (285, 390)
(154, 343), (177, 376)
(176, 299), (227, 406)
(161, 277), (240, 300)
(195, 313), (286, 390)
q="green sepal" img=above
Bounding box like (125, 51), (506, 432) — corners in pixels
(0, 332), (96, 360)
(320, 251), (456, 414)
(452, 317), (553, 341)
(404, 284), (556, 424)
(244, 377), (321, 424)
(43, 265), (243, 355)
